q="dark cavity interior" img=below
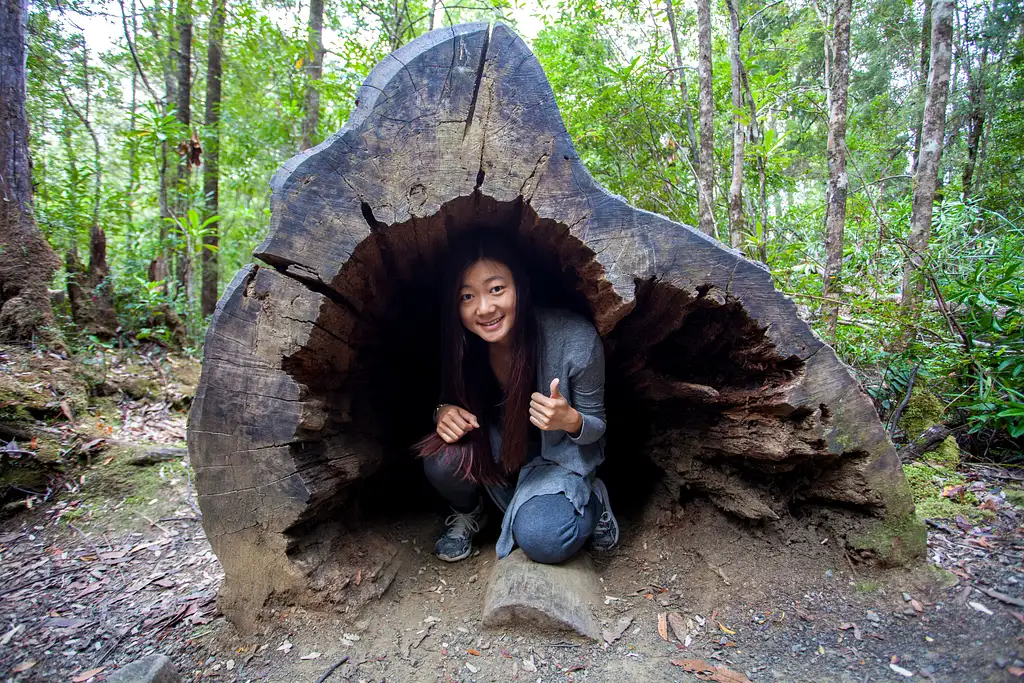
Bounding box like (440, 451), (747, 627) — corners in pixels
(275, 193), (814, 546)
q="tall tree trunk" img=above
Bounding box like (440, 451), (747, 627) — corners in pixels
(300, 0), (325, 151)
(202, 0), (226, 317)
(726, 0), (745, 249)
(739, 63), (766, 262)
(147, 0), (175, 285)
(961, 45), (987, 200)
(665, 0), (698, 166)
(61, 45), (117, 338)
(174, 0), (193, 297)
(912, 0), (932, 175)
(822, 0), (853, 337)
(0, 0), (64, 349)
(696, 0), (716, 238)
(902, 0), (953, 307)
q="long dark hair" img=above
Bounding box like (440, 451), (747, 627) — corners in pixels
(414, 232), (538, 485)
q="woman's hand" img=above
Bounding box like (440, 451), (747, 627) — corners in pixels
(529, 378), (583, 434)
(436, 405), (480, 443)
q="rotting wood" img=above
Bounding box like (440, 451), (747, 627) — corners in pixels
(188, 22), (923, 632)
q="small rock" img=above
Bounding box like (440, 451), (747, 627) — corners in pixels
(902, 592), (912, 602)
(106, 654), (181, 683)
(465, 661), (479, 674)
(866, 610), (880, 623)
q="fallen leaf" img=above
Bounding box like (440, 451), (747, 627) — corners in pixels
(911, 598), (924, 613)
(465, 661), (479, 674)
(276, 640), (293, 653)
(467, 648), (481, 656)
(300, 652), (321, 660)
(670, 659), (752, 683)
(60, 400), (74, 421)
(667, 612), (688, 643)
(838, 622), (862, 640)
(1010, 611), (1024, 625)
(355, 568), (363, 586)
(1007, 666), (1024, 677)
(718, 622), (736, 635)
(968, 601), (993, 615)
(658, 612), (669, 641)
(889, 663), (914, 677)
(72, 667), (105, 682)
(602, 615), (633, 644)
(522, 655), (537, 673)
(11, 660), (36, 673)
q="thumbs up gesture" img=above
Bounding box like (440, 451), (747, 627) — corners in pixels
(530, 378), (584, 434)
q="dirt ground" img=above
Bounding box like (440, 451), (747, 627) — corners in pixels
(0, 346), (1022, 682)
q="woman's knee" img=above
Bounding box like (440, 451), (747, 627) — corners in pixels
(512, 494), (586, 564)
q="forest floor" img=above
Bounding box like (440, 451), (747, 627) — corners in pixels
(0, 346), (1022, 683)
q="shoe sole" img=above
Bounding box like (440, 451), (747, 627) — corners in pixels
(591, 478), (620, 549)
(436, 547), (472, 562)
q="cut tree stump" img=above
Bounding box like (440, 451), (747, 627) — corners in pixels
(482, 549), (601, 640)
(188, 22), (924, 632)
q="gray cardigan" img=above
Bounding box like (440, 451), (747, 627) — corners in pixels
(493, 307), (607, 558)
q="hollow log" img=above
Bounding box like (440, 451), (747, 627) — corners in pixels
(187, 22), (923, 631)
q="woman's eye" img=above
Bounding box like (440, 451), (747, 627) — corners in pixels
(491, 286), (505, 295)
(460, 293), (473, 302)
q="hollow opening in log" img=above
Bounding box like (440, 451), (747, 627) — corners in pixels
(269, 192), (848, 586)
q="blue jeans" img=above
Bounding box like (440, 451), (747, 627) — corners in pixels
(423, 453), (599, 564)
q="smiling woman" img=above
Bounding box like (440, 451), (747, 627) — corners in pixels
(414, 232), (618, 565)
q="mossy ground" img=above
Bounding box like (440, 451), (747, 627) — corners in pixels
(68, 443), (192, 530)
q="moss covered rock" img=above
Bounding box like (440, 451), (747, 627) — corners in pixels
(899, 387), (961, 467)
(848, 512), (928, 566)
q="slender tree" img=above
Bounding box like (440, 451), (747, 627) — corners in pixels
(60, 43), (117, 337)
(961, 44), (988, 200)
(912, 0), (932, 174)
(902, 0), (954, 306)
(726, 0), (746, 248)
(696, 0), (716, 237)
(174, 0), (194, 293)
(202, 0), (226, 316)
(0, 0), (64, 348)
(300, 0), (325, 151)
(822, 0), (853, 336)
(665, 0), (698, 166)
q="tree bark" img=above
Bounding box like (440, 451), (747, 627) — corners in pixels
(726, 0), (746, 249)
(912, 0), (932, 175)
(902, 0), (953, 306)
(822, 0), (853, 338)
(696, 0), (716, 238)
(665, 0), (698, 166)
(188, 24), (922, 632)
(202, 0), (226, 317)
(173, 0), (193, 298)
(0, 0), (64, 348)
(961, 45), (987, 201)
(300, 0), (325, 151)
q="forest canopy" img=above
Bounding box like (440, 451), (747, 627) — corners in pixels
(7, 0), (1024, 459)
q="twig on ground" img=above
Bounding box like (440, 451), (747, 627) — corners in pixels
(978, 587), (1024, 608)
(314, 655), (350, 683)
(159, 516), (200, 522)
(68, 522), (107, 556)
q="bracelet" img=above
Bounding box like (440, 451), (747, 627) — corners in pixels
(433, 403), (450, 424)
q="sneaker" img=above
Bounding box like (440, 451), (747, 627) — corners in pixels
(435, 499), (487, 562)
(590, 478), (620, 551)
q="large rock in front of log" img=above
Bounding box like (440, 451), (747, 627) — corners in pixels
(187, 22), (924, 632)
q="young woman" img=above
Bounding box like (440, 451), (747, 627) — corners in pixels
(416, 234), (618, 563)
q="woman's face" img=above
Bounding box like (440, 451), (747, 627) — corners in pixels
(458, 258), (517, 345)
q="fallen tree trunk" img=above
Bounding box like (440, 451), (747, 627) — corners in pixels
(187, 23), (923, 632)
